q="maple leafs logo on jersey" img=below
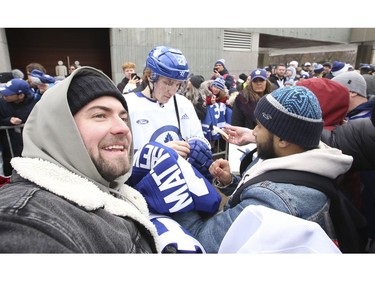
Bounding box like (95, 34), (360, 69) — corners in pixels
(164, 133), (173, 143)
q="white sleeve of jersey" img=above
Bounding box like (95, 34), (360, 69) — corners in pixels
(176, 94), (205, 140)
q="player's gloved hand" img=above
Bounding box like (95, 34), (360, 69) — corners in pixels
(187, 137), (213, 182)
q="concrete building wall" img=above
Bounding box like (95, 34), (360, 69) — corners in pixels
(351, 28), (375, 42)
(254, 28), (352, 43)
(351, 28), (375, 65)
(110, 28), (260, 84)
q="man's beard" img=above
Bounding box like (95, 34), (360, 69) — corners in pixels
(93, 152), (132, 182)
(257, 134), (277, 160)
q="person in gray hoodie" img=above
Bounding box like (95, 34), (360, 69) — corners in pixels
(0, 66), (159, 253)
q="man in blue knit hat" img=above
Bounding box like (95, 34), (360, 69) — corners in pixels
(210, 58), (236, 91)
(172, 85), (353, 253)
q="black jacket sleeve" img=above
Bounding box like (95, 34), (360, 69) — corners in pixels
(230, 96), (245, 128)
(321, 118), (375, 170)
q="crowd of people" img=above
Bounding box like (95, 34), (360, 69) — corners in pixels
(0, 45), (375, 254)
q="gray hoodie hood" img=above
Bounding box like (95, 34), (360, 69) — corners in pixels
(21, 66), (133, 194)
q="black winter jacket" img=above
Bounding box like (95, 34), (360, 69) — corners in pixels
(321, 118), (375, 170)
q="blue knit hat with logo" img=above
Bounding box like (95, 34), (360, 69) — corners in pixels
(211, 77), (226, 91)
(254, 86), (323, 148)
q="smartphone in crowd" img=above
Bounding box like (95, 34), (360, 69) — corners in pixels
(131, 73), (140, 80)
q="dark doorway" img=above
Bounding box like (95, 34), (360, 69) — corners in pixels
(5, 28), (112, 78)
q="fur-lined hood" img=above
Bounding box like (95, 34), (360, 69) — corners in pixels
(11, 156), (160, 251)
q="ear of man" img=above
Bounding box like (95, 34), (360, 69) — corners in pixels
(276, 137), (288, 148)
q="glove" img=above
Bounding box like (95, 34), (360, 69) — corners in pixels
(187, 137), (213, 181)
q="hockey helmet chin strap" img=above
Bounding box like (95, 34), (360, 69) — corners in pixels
(146, 78), (154, 99)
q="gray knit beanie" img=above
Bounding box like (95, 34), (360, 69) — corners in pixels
(332, 71), (367, 98)
(190, 75), (205, 89)
(67, 70), (128, 115)
(254, 86), (324, 148)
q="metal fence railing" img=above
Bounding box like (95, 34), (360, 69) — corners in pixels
(0, 124), (25, 158)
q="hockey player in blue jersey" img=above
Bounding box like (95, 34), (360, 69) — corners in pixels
(125, 46), (221, 253)
(124, 46), (207, 158)
(125, 46), (214, 181)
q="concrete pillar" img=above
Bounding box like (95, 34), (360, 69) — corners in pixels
(355, 43), (374, 68)
(0, 28), (11, 72)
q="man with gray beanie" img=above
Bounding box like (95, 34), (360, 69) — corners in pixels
(210, 59), (236, 92)
(0, 66), (159, 253)
(171, 86), (353, 253)
(332, 71), (375, 120)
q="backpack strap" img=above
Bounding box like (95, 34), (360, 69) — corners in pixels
(230, 169), (336, 207)
(239, 147), (257, 176)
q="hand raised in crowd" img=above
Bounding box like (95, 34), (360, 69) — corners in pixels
(165, 140), (191, 158)
(10, 117), (22, 125)
(129, 74), (140, 85)
(212, 70), (220, 79)
(222, 124), (255, 146)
